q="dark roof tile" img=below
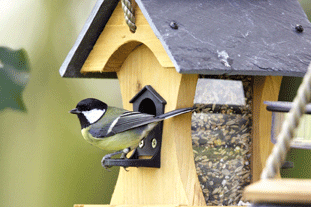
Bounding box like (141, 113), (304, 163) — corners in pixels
(60, 0), (311, 78)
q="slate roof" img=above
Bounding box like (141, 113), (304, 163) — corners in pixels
(60, 0), (311, 78)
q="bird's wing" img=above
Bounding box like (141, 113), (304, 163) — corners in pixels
(89, 111), (157, 138)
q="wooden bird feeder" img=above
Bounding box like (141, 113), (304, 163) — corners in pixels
(60, 0), (311, 206)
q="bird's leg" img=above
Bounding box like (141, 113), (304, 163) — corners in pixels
(101, 147), (131, 169)
(120, 147), (131, 159)
(120, 148), (131, 172)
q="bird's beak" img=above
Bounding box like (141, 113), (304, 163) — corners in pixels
(70, 108), (81, 114)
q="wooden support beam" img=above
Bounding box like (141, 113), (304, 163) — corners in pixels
(252, 76), (282, 182)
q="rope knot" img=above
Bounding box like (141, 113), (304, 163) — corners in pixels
(121, 0), (137, 33)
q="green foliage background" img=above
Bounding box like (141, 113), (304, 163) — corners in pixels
(1, 1), (311, 207)
(0, 47), (30, 111)
(0, 1), (121, 206)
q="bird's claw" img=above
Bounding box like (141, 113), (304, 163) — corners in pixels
(101, 148), (131, 171)
(101, 155), (113, 170)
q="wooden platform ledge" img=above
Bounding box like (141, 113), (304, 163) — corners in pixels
(74, 205), (240, 207)
(244, 178), (311, 204)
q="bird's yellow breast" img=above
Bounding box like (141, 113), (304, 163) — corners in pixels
(81, 127), (95, 144)
(81, 127), (145, 152)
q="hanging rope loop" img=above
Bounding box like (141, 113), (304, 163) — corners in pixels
(261, 62), (311, 180)
(121, 0), (137, 33)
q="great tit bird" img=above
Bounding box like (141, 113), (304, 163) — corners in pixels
(70, 98), (195, 168)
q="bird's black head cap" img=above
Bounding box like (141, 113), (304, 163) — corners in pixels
(75, 98), (107, 111)
(70, 98), (108, 129)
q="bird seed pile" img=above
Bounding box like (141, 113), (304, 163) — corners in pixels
(192, 75), (252, 206)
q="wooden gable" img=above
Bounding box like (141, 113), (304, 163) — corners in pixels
(80, 2), (174, 75)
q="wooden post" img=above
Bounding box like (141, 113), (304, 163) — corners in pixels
(252, 76), (282, 182)
(108, 44), (205, 206)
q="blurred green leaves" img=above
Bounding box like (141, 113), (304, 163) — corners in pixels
(0, 47), (30, 111)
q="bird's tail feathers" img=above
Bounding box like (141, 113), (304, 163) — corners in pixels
(155, 106), (196, 120)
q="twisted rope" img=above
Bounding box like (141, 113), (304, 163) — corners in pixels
(261, 62), (311, 179)
(121, 0), (137, 33)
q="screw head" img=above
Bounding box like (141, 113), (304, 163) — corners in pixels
(139, 139), (145, 148)
(295, 24), (304, 33)
(170, 21), (178, 30)
(151, 138), (157, 148)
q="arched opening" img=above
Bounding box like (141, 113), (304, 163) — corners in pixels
(138, 98), (157, 115)
(104, 41), (142, 72)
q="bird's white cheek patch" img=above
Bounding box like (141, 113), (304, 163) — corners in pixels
(82, 109), (105, 124)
